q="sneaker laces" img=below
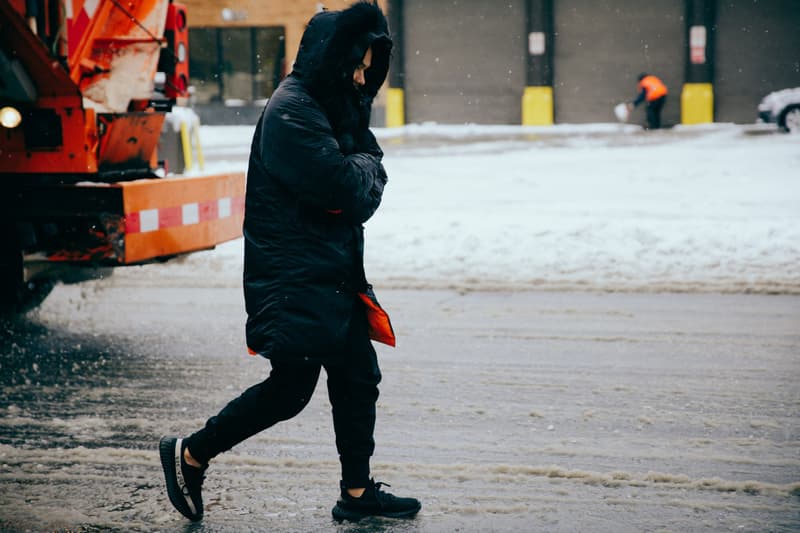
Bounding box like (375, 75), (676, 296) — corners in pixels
(372, 481), (399, 505)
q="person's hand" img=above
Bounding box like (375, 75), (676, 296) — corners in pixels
(337, 132), (356, 154)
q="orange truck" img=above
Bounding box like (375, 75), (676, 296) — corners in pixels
(0, 0), (245, 313)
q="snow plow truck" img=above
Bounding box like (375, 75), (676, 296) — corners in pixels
(0, 0), (245, 314)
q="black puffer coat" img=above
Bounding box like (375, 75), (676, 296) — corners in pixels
(243, 2), (392, 362)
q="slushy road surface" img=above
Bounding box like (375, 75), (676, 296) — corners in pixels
(1, 284), (798, 532)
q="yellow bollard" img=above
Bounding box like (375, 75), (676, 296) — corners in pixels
(192, 120), (205, 171)
(681, 83), (714, 125)
(180, 121), (193, 172)
(386, 88), (405, 128)
(179, 117), (205, 172)
(522, 86), (554, 126)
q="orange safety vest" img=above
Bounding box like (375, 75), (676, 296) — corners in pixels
(638, 75), (668, 101)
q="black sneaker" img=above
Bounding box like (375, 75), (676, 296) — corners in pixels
(332, 479), (421, 522)
(159, 436), (207, 521)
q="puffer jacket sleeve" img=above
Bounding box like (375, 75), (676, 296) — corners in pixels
(258, 84), (387, 224)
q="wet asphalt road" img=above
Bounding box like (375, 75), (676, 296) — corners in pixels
(0, 282), (798, 532)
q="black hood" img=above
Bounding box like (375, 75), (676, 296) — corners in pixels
(292, 1), (392, 99)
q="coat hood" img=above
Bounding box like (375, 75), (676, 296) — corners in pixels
(292, 1), (392, 99)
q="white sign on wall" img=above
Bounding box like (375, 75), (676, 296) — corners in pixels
(690, 25), (706, 64)
(528, 32), (545, 56)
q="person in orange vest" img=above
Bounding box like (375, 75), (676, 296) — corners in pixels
(629, 73), (668, 129)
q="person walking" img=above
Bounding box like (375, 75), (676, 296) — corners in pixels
(630, 72), (668, 129)
(158, 1), (421, 524)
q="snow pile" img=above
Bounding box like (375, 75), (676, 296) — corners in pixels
(127, 123), (799, 293)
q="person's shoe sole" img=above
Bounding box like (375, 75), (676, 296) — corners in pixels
(331, 502), (421, 522)
(159, 436), (202, 521)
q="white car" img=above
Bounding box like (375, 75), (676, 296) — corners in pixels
(757, 87), (800, 133)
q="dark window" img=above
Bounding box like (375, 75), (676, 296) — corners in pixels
(188, 27), (285, 105)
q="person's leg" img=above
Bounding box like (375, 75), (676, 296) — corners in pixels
(325, 305), (381, 491)
(648, 96), (666, 129)
(326, 303), (422, 521)
(160, 360), (321, 520)
(646, 102), (657, 129)
(185, 360), (321, 464)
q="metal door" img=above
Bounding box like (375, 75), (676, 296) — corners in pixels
(553, 0), (683, 126)
(715, 0), (800, 123)
(403, 0), (527, 124)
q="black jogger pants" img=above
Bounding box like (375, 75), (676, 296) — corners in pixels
(184, 303), (382, 488)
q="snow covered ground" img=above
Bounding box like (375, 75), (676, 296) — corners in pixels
(123, 122), (800, 294)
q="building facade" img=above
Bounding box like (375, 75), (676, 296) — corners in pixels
(182, 0), (800, 127)
(182, 0), (387, 123)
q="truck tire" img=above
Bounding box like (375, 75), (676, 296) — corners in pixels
(0, 244), (54, 316)
(779, 105), (800, 133)
(0, 278), (54, 316)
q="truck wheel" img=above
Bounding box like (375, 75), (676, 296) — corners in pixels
(0, 279), (55, 315)
(0, 247), (54, 316)
(779, 105), (800, 133)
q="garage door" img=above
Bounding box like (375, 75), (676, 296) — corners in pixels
(715, 0), (800, 123)
(553, 0), (683, 126)
(403, 0), (526, 124)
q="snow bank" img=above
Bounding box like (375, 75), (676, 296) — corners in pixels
(119, 123), (800, 294)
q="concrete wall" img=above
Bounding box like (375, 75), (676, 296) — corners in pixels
(552, 0), (683, 127)
(403, 0), (527, 124)
(715, 0), (800, 123)
(183, 0), (800, 125)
